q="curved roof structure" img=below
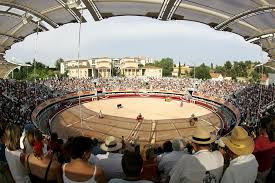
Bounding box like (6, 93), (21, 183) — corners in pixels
(88, 0), (275, 58)
(0, 0), (274, 78)
(0, 0), (85, 78)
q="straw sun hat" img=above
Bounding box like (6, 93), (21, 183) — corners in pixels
(221, 126), (254, 156)
(191, 127), (216, 145)
(100, 136), (122, 152)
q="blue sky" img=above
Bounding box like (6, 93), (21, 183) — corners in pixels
(5, 13), (269, 67)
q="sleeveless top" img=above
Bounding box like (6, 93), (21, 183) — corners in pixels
(62, 163), (97, 183)
(26, 154), (57, 183)
(5, 148), (31, 183)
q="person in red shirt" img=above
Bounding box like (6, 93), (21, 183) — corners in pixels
(136, 113), (144, 122)
(253, 117), (275, 183)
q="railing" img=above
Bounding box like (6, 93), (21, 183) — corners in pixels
(32, 90), (240, 135)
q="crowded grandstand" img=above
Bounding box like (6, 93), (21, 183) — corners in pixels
(1, 0), (275, 183)
(1, 77), (275, 182)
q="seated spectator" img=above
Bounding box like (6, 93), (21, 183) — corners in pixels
(25, 129), (62, 183)
(253, 117), (275, 183)
(141, 145), (159, 182)
(92, 138), (105, 156)
(221, 126), (258, 183)
(63, 136), (106, 183)
(157, 141), (173, 163)
(20, 124), (35, 154)
(109, 151), (153, 183)
(98, 110), (104, 119)
(95, 136), (124, 180)
(4, 124), (31, 183)
(169, 154), (207, 183)
(158, 139), (185, 182)
(48, 132), (62, 154)
(171, 127), (224, 183)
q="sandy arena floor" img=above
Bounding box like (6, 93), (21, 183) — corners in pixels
(51, 97), (222, 145)
(83, 97), (211, 120)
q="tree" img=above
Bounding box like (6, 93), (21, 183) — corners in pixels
(210, 63), (214, 69)
(215, 65), (225, 75)
(147, 58), (174, 76)
(190, 63), (211, 79)
(55, 58), (63, 71)
(178, 62), (181, 77)
(11, 60), (56, 80)
(224, 61), (232, 76)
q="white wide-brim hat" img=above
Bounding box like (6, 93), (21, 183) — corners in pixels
(100, 136), (122, 152)
(190, 127), (216, 145)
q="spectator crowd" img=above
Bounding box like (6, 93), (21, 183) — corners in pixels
(0, 117), (274, 183)
(1, 77), (275, 182)
(1, 77), (274, 129)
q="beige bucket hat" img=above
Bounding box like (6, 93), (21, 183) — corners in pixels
(100, 136), (122, 152)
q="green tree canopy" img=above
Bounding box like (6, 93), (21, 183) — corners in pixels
(55, 58), (64, 71)
(146, 57), (174, 76)
(190, 63), (211, 79)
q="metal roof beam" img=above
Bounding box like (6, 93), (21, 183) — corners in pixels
(0, 1), (59, 28)
(56, 0), (86, 23)
(82, 0), (103, 21)
(0, 33), (24, 42)
(0, 11), (48, 31)
(215, 6), (275, 30)
(246, 29), (275, 41)
(158, 0), (182, 20)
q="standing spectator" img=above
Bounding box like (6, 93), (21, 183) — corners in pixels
(25, 129), (62, 183)
(253, 117), (275, 183)
(221, 126), (258, 183)
(4, 124), (31, 183)
(109, 151), (153, 183)
(95, 136), (124, 180)
(191, 127), (224, 182)
(169, 154), (207, 183)
(170, 127), (224, 183)
(63, 136), (106, 183)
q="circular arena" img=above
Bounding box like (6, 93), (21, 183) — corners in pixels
(33, 91), (231, 145)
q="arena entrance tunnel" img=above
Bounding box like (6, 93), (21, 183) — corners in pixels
(31, 90), (240, 145)
(0, 0), (275, 77)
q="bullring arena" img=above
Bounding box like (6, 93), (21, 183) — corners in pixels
(50, 94), (222, 145)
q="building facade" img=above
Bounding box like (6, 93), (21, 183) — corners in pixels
(61, 57), (159, 78)
(172, 66), (192, 77)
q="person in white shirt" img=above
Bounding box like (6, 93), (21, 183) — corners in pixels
(109, 151), (153, 183)
(94, 136), (124, 180)
(169, 127), (224, 183)
(5, 124), (31, 183)
(98, 110), (104, 118)
(158, 139), (186, 182)
(220, 126), (258, 183)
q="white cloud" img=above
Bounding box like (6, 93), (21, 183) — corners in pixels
(5, 16), (268, 66)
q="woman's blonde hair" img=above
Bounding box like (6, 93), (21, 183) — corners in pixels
(5, 124), (21, 151)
